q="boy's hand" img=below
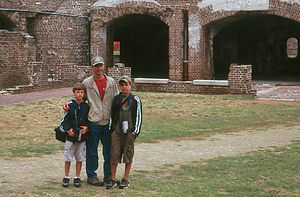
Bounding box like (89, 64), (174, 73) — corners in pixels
(63, 102), (69, 113)
(68, 128), (75, 137)
(80, 126), (88, 134)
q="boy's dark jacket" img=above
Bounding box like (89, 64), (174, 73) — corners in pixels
(60, 98), (90, 142)
(111, 92), (142, 136)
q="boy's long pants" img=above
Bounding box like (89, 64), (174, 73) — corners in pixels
(86, 123), (112, 179)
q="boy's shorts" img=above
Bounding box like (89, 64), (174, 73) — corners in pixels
(111, 131), (135, 164)
(64, 140), (86, 162)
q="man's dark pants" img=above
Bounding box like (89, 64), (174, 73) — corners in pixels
(86, 123), (112, 179)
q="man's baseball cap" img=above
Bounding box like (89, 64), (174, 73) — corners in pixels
(91, 56), (104, 66)
(119, 75), (132, 84)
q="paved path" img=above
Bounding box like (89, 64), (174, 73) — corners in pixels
(253, 82), (300, 101)
(1, 124), (299, 195)
(1, 82), (300, 107)
(0, 87), (72, 106)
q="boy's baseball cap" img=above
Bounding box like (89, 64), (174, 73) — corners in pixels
(91, 56), (104, 66)
(119, 75), (132, 84)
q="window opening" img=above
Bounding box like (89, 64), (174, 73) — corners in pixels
(287, 37), (298, 58)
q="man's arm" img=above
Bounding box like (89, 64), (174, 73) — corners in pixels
(112, 80), (119, 97)
(110, 96), (119, 132)
(62, 98), (74, 112)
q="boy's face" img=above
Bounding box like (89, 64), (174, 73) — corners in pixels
(119, 82), (131, 96)
(73, 90), (85, 101)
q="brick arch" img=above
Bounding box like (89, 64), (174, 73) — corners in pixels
(91, 2), (174, 71)
(107, 14), (169, 78)
(199, 0), (300, 26)
(92, 2), (173, 28)
(268, 0), (300, 23)
(205, 13), (300, 81)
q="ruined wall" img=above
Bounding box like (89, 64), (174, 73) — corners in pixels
(228, 64), (253, 95)
(107, 63), (131, 83)
(1, 0), (300, 94)
(91, 0), (194, 81)
(0, 31), (35, 88)
(0, 0), (97, 91)
(27, 14), (90, 86)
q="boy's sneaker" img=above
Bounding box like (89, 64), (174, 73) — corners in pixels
(62, 177), (70, 187)
(106, 179), (118, 189)
(103, 176), (112, 184)
(119, 178), (130, 189)
(87, 177), (104, 186)
(74, 177), (81, 187)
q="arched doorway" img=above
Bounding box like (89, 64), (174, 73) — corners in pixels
(212, 14), (300, 82)
(0, 14), (16, 31)
(108, 14), (169, 78)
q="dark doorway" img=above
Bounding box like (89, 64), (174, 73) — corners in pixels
(109, 14), (169, 78)
(0, 15), (16, 31)
(213, 14), (300, 82)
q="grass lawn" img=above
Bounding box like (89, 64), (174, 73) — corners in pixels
(1, 92), (300, 196)
(1, 92), (300, 158)
(33, 141), (300, 196)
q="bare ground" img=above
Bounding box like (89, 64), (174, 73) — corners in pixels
(0, 124), (300, 196)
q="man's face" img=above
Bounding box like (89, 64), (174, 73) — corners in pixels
(73, 90), (85, 101)
(92, 63), (105, 76)
(119, 81), (131, 96)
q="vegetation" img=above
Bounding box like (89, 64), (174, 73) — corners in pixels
(1, 92), (300, 158)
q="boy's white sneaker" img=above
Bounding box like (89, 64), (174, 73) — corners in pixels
(62, 177), (70, 187)
(119, 178), (130, 189)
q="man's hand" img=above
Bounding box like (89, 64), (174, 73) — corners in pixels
(63, 102), (69, 113)
(68, 128), (75, 137)
(80, 126), (88, 134)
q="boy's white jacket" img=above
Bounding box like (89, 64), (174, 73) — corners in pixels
(82, 74), (118, 125)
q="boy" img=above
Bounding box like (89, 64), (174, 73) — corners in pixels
(106, 75), (142, 189)
(60, 82), (90, 187)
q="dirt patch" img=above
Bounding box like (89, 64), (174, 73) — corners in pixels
(0, 124), (300, 195)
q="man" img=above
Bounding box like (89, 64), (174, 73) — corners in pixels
(64, 56), (118, 186)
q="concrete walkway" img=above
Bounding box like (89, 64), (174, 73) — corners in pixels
(0, 87), (72, 106)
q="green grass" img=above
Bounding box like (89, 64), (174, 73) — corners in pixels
(1, 92), (300, 157)
(126, 141), (300, 196)
(32, 141), (300, 196)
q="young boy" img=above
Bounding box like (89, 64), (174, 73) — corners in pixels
(60, 82), (90, 187)
(106, 75), (142, 189)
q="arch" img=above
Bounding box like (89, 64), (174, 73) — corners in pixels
(107, 14), (169, 78)
(93, 2), (172, 28)
(209, 14), (300, 81)
(0, 14), (16, 31)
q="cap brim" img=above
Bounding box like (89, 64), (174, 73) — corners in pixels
(119, 79), (129, 83)
(92, 62), (104, 66)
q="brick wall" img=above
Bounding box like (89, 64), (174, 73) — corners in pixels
(228, 64), (254, 95)
(107, 63), (131, 83)
(27, 14), (90, 87)
(0, 31), (35, 88)
(1, 0), (300, 95)
(134, 81), (229, 94)
(109, 62), (254, 96)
